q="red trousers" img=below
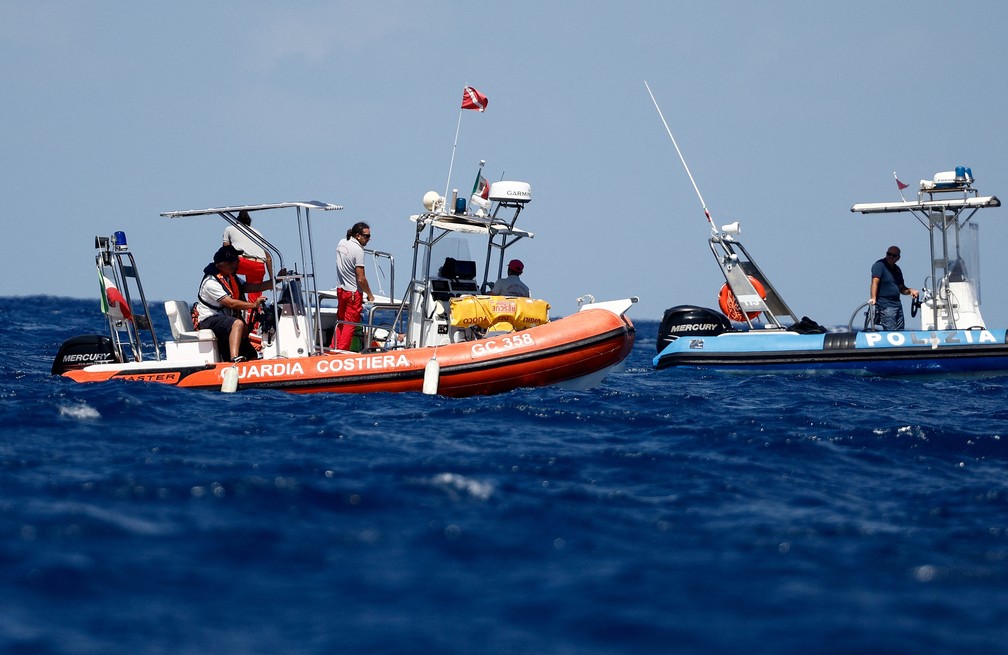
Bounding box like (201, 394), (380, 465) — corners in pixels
(333, 288), (362, 351)
(237, 257), (266, 303)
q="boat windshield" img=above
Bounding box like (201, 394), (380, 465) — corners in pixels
(429, 237), (473, 277)
(933, 218), (981, 304)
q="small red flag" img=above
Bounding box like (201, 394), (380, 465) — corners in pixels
(461, 86), (488, 112)
(894, 172), (909, 190)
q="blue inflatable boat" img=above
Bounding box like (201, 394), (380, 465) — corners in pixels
(654, 168), (1008, 375)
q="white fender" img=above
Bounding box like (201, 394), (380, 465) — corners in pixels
(422, 356), (440, 395)
(221, 365), (239, 393)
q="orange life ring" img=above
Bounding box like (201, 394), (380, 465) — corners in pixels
(718, 276), (766, 322)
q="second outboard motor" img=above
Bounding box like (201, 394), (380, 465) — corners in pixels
(657, 305), (733, 353)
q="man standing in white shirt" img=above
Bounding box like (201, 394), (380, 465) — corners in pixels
(332, 222), (374, 351)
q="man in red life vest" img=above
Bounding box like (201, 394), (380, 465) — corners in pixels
(195, 245), (275, 361)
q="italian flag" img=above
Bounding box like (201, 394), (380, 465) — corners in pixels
(472, 172), (490, 200)
(98, 268), (132, 320)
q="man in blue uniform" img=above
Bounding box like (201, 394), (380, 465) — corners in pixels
(869, 246), (918, 331)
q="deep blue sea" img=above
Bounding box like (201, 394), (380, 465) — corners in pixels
(4, 297), (1008, 654)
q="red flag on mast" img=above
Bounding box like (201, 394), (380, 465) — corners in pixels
(461, 86), (488, 112)
(894, 172), (909, 190)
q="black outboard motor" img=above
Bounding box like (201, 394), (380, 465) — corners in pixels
(656, 305), (733, 353)
(51, 335), (119, 375)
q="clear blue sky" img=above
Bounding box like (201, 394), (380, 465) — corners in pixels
(5, 1), (1008, 326)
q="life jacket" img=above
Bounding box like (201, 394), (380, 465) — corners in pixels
(194, 270), (246, 327)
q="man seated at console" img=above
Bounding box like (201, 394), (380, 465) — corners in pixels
(491, 259), (530, 297)
(195, 245), (275, 361)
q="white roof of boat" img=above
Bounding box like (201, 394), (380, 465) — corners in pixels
(410, 212), (534, 238)
(851, 195), (1000, 214)
(160, 201), (343, 218)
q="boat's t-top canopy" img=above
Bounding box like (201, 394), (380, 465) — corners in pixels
(160, 199), (343, 279)
(850, 195), (1000, 216)
(411, 213), (533, 239)
(851, 166), (1000, 217)
(411, 180), (533, 236)
(160, 201), (343, 218)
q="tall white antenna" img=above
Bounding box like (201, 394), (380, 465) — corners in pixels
(644, 81), (717, 234)
(444, 107), (464, 204)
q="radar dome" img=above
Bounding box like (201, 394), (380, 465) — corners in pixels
(422, 191), (442, 211)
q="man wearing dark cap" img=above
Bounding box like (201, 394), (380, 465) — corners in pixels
(195, 244), (275, 361)
(490, 258), (530, 297)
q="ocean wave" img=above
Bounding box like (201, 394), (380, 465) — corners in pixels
(5, 299), (1008, 654)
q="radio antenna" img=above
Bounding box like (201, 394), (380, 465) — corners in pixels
(644, 81), (717, 235)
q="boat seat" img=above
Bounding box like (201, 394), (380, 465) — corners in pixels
(163, 300), (219, 362)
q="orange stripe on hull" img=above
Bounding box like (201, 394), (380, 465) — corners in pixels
(62, 310), (635, 396)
